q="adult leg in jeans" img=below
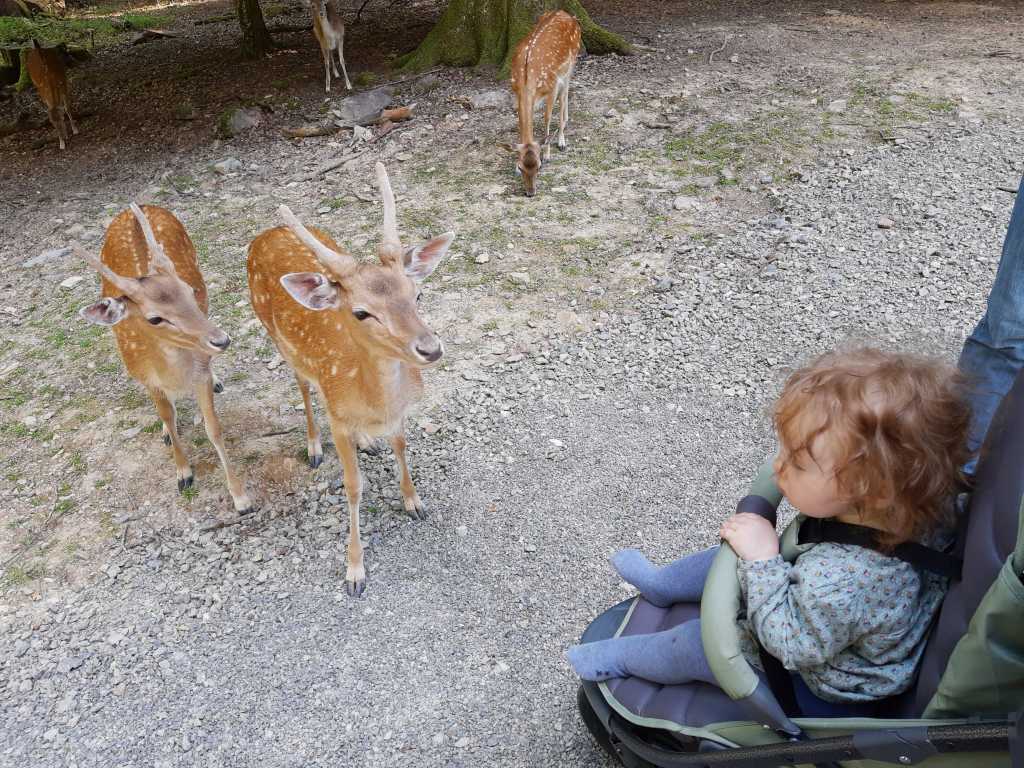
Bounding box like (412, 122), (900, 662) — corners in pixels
(959, 175), (1024, 473)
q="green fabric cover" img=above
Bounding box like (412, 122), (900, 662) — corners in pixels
(701, 456), (781, 700)
(925, 498), (1024, 718)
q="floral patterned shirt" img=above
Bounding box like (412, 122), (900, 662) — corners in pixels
(736, 530), (950, 703)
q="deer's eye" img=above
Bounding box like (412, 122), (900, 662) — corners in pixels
(352, 309), (371, 321)
(147, 316), (163, 325)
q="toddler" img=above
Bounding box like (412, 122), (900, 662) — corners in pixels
(568, 348), (971, 703)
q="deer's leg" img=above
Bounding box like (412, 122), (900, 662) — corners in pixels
(296, 374), (323, 469)
(557, 82), (569, 151)
(542, 93), (555, 160)
(64, 100), (78, 136)
(195, 375), (253, 514)
(321, 44), (332, 92)
(149, 387), (193, 492)
(337, 30), (352, 90)
(47, 106), (66, 150)
(389, 431), (423, 519)
(329, 423), (365, 596)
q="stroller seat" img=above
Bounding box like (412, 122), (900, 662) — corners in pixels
(577, 369), (1024, 766)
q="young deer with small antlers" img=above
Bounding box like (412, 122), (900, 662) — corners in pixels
(247, 163), (453, 596)
(504, 11), (582, 197)
(78, 205), (252, 514)
(311, 0), (352, 92)
(26, 39), (77, 151)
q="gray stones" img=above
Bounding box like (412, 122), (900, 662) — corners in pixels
(218, 107), (264, 138)
(332, 87), (394, 127)
(213, 158), (243, 175)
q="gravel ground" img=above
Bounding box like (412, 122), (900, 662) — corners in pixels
(3, 117), (1021, 765)
(3, 0), (1024, 765)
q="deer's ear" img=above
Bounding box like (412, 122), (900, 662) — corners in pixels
(79, 297), (127, 326)
(280, 272), (342, 311)
(403, 232), (454, 283)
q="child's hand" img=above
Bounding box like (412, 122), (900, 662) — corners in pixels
(719, 513), (779, 561)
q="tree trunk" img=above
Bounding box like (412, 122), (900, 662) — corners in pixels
(236, 0), (274, 59)
(396, 0), (630, 75)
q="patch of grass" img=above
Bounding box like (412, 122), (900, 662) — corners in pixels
(181, 486), (199, 502)
(68, 451), (86, 473)
(319, 196), (350, 212)
(1, 422), (30, 439)
(481, 319), (499, 332)
(353, 71), (377, 88)
(0, 11), (170, 49)
(193, 435), (209, 447)
(141, 420), (163, 434)
(120, 389), (148, 409)
(53, 498), (75, 517)
(1, 563), (43, 589)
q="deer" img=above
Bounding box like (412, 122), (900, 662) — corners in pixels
(25, 39), (77, 151)
(311, 0), (352, 92)
(502, 11), (582, 197)
(247, 163), (453, 596)
(77, 204), (253, 515)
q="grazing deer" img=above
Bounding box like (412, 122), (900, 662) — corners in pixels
(247, 163), (453, 596)
(311, 0), (352, 92)
(78, 205), (252, 514)
(503, 11), (582, 197)
(26, 39), (77, 151)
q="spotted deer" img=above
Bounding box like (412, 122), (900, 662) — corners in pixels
(78, 205), (252, 514)
(26, 39), (77, 151)
(247, 163), (453, 595)
(503, 11), (582, 196)
(311, 0), (352, 92)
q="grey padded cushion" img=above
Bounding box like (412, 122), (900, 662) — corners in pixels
(909, 368), (1024, 715)
(603, 599), (751, 728)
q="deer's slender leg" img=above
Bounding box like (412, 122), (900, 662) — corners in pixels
(329, 422), (365, 596)
(296, 374), (323, 469)
(48, 106), (66, 150)
(321, 44), (332, 92)
(195, 375), (253, 514)
(389, 431), (423, 518)
(542, 94), (555, 160)
(337, 30), (352, 90)
(557, 81), (569, 150)
(149, 387), (192, 492)
(64, 100), (78, 136)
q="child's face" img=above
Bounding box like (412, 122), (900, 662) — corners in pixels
(773, 431), (851, 520)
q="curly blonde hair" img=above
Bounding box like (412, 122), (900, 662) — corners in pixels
(773, 348), (972, 548)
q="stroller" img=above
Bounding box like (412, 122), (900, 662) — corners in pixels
(576, 370), (1024, 767)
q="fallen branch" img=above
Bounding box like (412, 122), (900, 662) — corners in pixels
(195, 13), (235, 25)
(997, 184), (1019, 194)
(282, 120), (340, 138)
(130, 28), (177, 45)
(372, 66), (443, 90)
(708, 35), (730, 65)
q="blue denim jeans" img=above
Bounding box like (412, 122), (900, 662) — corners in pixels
(958, 175), (1024, 471)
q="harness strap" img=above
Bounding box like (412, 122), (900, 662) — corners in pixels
(798, 518), (963, 580)
(757, 644), (801, 718)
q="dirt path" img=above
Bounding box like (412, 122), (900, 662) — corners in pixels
(1, 0), (1022, 763)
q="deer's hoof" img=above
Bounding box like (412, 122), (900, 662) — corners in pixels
(345, 577), (366, 597)
(163, 433), (172, 446)
(213, 378), (225, 395)
(404, 495), (426, 520)
(308, 453), (323, 470)
(177, 473), (194, 493)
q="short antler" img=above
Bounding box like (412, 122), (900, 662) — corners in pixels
(375, 162), (403, 264)
(278, 205), (356, 277)
(129, 204), (177, 275)
(74, 245), (137, 296)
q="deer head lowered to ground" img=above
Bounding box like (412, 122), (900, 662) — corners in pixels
(502, 11), (582, 197)
(247, 162), (453, 596)
(78, 204), (252, 514)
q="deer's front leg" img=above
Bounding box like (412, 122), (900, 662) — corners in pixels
(149, 387), (192, 492)
(331, 424), (365, 596)
(390, 431), (424, 519)
(295, 374), (323, 469)
(196, 376), (253, 514)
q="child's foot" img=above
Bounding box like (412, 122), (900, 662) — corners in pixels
(612, 549), (673, 607)
(567, 640), (629, 681)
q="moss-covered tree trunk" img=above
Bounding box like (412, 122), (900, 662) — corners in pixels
(237, 0), (273, 59)
(396, 0), (630, 75)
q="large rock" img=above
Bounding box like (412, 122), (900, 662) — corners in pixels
(218, 107), (264, 138)
(469, 89), (512, 110)
(332, 87), (394, 127)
